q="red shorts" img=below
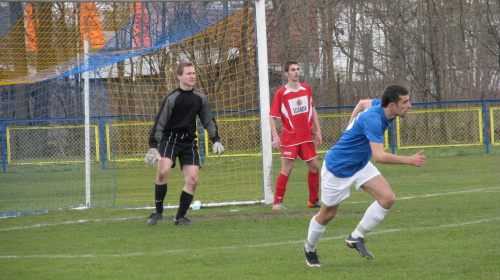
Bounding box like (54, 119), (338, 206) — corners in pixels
(281, 142), (317, 161)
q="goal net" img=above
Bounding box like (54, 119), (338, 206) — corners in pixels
(0, 1), (272, 217)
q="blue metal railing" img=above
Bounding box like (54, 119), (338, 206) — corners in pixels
(2, 99), (499, 173)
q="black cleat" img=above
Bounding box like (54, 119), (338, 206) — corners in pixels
(173, 217), (194, 226)
(147, 212), (163, 226)
(303, 244), (322, 267)
(345, 234), (374, 259)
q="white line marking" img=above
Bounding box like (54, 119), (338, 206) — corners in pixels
(396, 187), (500, 201)
(0, 217), (144, 232)
(1, 217), (498, 259)
(1, 187), (498, 232)
(344, 187), (500, 204)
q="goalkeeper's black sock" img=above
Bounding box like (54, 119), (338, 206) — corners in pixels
(176, 190), (193, 220)
(155, 183), (167, 213)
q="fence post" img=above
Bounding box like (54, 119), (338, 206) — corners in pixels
(1, 120), (6, 173)
(483, 101), (490, 154)
(390, 121), (396, 154)
(99, 117), (106, 169)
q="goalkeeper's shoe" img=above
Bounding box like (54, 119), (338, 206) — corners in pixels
(345, 234), (374, 259)
(307, 200), (321, 208)
(272, 202), (286, 210)
(147, 212), (163, 226)
(303, 244), (322, 267)
(174, 217), (194, 226)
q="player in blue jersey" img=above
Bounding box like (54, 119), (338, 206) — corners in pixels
(303, 85), (426, 267)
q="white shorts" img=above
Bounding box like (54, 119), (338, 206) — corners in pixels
(321, 161), (381, 206)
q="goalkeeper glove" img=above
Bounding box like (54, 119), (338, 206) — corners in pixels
(213, 142), (225, 156)
(145, 148), (161, 166)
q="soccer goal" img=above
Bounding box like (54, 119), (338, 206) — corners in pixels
(0, 1), (273, 217)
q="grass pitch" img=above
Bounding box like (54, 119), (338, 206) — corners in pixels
(1, 149), (499, 280)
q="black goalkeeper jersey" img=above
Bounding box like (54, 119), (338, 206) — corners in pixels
(148, 87), (220, 149)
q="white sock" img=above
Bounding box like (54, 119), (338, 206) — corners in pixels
(351, 201), (389, 239)
(306, 215), (326, 252)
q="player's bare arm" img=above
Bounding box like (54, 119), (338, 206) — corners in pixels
(269, 116), (281, 150)
(370, 142), (426, 167)
(348, 99), (373, 126)
(312, 108), (322, 146)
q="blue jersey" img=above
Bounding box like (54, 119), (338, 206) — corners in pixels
(325, 99), (392, 178)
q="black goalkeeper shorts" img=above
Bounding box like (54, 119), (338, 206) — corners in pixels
(158, 132), (200, 169)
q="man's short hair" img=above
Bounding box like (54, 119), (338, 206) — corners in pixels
(381, 85), (409, 107)
(284, 60), (299, 73)
(176, 61), (195, 76)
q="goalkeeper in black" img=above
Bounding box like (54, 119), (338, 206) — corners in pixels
(145, 61), (225, 226)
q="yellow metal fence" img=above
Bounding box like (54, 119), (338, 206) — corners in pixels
(3, 106), (497, 167)
(6, 125), (100, 165)
(396, 108), (483, 149)
(491, 107), (500, 145)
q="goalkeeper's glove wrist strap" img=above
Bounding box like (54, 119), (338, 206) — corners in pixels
(211, 136), (220, 143)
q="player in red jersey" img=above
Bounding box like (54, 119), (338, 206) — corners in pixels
(269, 61), (323, 210)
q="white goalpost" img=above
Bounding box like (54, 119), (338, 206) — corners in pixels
(83, 38), (91, 208)
(255, 0), (274, 205)
(0, 0), (275, 217)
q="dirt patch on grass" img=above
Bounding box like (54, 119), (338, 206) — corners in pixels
(194, 211), (364, 221)
(125, 210), (363, 222)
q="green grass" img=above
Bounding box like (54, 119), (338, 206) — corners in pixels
(1, 149), (499, 280)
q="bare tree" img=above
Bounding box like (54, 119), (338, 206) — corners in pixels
(267, 0), (499, 105)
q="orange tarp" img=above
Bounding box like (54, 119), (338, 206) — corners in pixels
(80, 2), (105, 49)
(25, 3), (37, 51)
(133, 2), (151, 48)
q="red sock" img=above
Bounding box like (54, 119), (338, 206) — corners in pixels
(274, 173), (289, 204)
(308, 171), (319, 203)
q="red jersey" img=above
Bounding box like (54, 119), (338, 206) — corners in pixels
(269, 83), (315, 146)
